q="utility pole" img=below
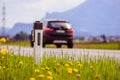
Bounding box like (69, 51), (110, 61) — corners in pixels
(2, 4), (6, 37)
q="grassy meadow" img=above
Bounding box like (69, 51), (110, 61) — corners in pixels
(0, 51), (120, 80)
(74, 42), (120, 50)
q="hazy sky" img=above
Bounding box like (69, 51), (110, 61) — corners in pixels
(0, 0), (86, 28)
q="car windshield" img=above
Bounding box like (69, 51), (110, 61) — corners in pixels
(48, 21), (72, 29)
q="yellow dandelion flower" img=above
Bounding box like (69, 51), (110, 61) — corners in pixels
(3, 66), (6, 69)
(45, 67), (50, 70)
(76, 61), (80, 64)
(35, 69), (40, 73)
(0, 49), (8, 55)
(2, 56), (4, 59)
(19, 61), (23, 65)
(90, 65), (93, 69)
(47, 71), (52, 76)
(68, 61), (73, 66)
(67, 68), (72, 74)
(78, 63), (83, 67)
(56, 63), (60, 67)
(73, 68), (78, 73)
(41, 67), (45, 71)
(38, 74), (45, 78)
(95, 74), (100, 79)
(0, 37), (6, 43)
(65, 63), (69, 67)
(0, 66), (2, 69)
(47, 76), (53, 80)
(30, 77), (35, 80)
(7, 68), (9, 71)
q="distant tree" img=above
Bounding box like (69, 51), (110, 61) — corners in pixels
(14, 31), (28, 40)
(100, 35), (107, 43)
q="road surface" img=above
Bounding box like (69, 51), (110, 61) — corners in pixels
(0, 45), (120, 61)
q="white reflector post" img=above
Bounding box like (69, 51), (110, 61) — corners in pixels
(33, 21), (43, 64)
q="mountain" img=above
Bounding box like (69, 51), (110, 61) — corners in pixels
(7, 0), (120, 36)
(44, 0), (120, 36)
(7, 23), (33, 36)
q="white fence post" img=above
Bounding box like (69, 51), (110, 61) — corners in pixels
(33, 21), (43, 64)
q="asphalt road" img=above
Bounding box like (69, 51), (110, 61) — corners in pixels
(1, 45), (120, 61)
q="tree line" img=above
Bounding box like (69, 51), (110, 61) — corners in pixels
(14, 31), (29, 40)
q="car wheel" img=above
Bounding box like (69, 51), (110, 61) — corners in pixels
(43, 43), (45, 48)
(67, 43), (73, 48)
(31, 41), (34, 47)
(56, 44), (61, 48)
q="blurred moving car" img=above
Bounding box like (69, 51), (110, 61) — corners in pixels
(30, 19), (74, 48)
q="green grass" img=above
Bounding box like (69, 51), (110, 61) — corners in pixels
(74, 42), (120, 50)
(5, 40), (120, 50)
(91, 42), (120, 50)
(5, 40), (30, 47)
(0, 52), (120, 80)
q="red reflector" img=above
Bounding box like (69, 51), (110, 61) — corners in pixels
(67, 29), (73, 34)
(45, 28), (53, 33)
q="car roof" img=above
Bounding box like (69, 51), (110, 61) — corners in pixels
(40, 19), (69, 22)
